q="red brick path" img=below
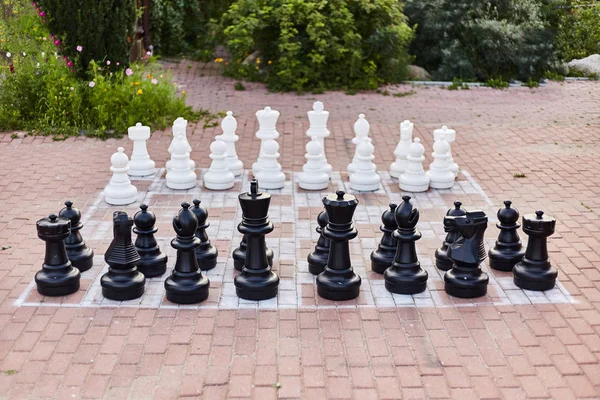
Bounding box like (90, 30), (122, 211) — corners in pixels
(0, 62), (599, 399)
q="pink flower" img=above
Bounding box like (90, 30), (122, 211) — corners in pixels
(50, 35), (54, 39)
(42, 37), (46, 41)
(106, 60), (111, 65)
(54, 39), (60, 46)
(151, 78), (158, 85)
(88, 81), (95, 88)
(76, 45), (82, 52)
(66, 60), (73, 67)
(146, 51), (151, 56)
(39, 11), (45, 17)
(125, 68), (133, 76)
(116, 62), (120, 66)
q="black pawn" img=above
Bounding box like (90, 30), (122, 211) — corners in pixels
(435, 201), (466, 271)
(384, 196), (428, 294)
(307, 211), (330, 275)
(371, 203), (398, 274)
(101, 212), (146, 300)
(35, 214), (81, 296)
(133, 204), (168, 277)
(191, 199), (218, 271)
(513, 210), (558, 291)
(444, 210), (489, 298)
(165, 202), (210, 304)
(234, 180), (279, 300)
(233, 235), (274, 271)
(317, 191), (361, 301)
(58, 201), (94, 272)
(489, 201), (526, 271)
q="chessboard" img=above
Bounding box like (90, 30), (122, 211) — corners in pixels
(15, 169), (575, 310)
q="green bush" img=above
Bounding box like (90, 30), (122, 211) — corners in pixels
(405, 0), (560, 82)
(554, 1), (600, 61)
(36, 0), (136, 76)
(0, 0), (209, 139)
(217, 0), (414, 92)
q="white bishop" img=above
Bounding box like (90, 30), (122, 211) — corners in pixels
(204, 139), (235, 190)
(127, 123), (156, 177)
(389, 120), (413, 179)
(306, 101), (332, 177)
(252, 106), (280, 175)
(347, 113), (371, 175)
(427, 132), (455, 189)
(255, 139), (285, 190)
(349, 140), (380, 192)
(298, 137), (329, 191)
(105, 147), (138, 205)
(217, 111), (244, 177)
(399, 138), (430, 192)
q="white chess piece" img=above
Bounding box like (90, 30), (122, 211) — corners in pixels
(165, 135), (197, 190)
(434, 126), (458, 178)
(399, 138), (430, 192)
(389, 120), (413, 179)
(347, 113), (370, 175)
(427, 132), (455, 189)
(127, 123), (156, 177)
(252, 106), (280, 175)
(298, 137), (329, 191)
(255, 139), (285, 189)
(204, 140), (235, 190)
(105, 147), (138, 205)
(172, 117), (195, 170)
(349, 140), (381, 192)
(216, 111), (244, 177)
(306, 101), (332, 177)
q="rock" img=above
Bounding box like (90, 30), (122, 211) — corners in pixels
(242, 50), (260, 65)
(568, 54), (600, 76)
(408, 65), (431, 81)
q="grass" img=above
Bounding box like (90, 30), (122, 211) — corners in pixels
(234, 81), (246, 91)
(485, 78), (509, 89)
(393, 90), (416, 97)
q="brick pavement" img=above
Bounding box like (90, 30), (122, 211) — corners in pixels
(0, 61), (600, 398)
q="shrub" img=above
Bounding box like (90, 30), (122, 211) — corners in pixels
(405, 0), (560, 82)
(217, 0), (414, 92)
(554, 1), (600, 61)
(0, 0), (209, 139)
(37, 0), (136, 76)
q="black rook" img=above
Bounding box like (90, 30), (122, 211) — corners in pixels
(35, 214), (81, 296)
(316, 191), (361, 301)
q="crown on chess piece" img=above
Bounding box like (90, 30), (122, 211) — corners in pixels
(323, 190), (359, 228)
(256, 106), (280, 133)
(239, 180), (272, 223)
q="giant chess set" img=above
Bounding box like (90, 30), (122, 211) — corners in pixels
(17, 102), (574, 310)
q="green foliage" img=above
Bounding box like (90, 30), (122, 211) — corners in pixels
(447, 78), (470, 90)
(0, 1), (210, 139)
(554, 1), (600, 60)
(37, 0), (136, 77)
(234, 81), (246, 90)
(485, 78), (510, 89)
(217, 0), (414, 92)
(405, 0), (560, 82)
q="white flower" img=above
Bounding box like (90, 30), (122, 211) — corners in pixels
(41, 52), (45, 57)
(6, 52), (11, 58)
(22, 52), (26, 57)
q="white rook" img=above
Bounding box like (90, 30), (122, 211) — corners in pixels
(127, 123), (156, 177)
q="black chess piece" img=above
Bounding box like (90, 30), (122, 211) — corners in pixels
(233, 235), (273, 271)
(384, 196), (428, 294)
(444, 210), (489, 298)
(489, 201), (526, 271)
(191, 199), (218, 271)
(101, 211), (146, 300)
(133, 204), (168, 277)
(234, 180), (279, 300)
(513, 210), (558, 291)
(58, 201), (94, 272)
(165, 202), (210, 304)
(435, 201), (466, 271)
(307, 211), (330, 275)
(371, 203), (398, 274)
(35, 214), (81, 296)
(317, 191), (361, 301)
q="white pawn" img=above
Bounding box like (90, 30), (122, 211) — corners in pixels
(347, 113), (370, 175)
(306, 101), (332, 177)
(127, 123), (156, 177)
(171, 117), (195, 170)
(427, 133), (455, 189)
(216, 111), (244, 176)
(165, 136), (197, 190)
(389, 120), (413, 179)
(105, 147), (137, 205)
(399, 138), (430, 192)
(298, 137), (329, 191)
(255, 139), (285, 190)
(204, 140), (235, 190)
(349, 140), (381, 192)
(434, 126), (458, 178)
(252, 106), (280, 175)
